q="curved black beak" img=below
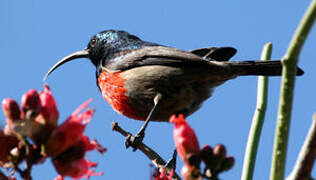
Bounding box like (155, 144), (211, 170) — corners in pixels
(43, 48), (89, 81)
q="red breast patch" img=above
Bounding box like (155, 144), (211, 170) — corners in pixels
(97, 71), (143, 120)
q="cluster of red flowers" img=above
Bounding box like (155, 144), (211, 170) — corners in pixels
(170, 114), (234, 180)
(1, 85), (233, 180)
(0, 85), (106, 179)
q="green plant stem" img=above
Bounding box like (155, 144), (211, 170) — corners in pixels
(270, 1), (316, 180)
(241, 43), (272, 180)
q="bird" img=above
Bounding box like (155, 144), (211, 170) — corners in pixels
(44, 29), (304, 149)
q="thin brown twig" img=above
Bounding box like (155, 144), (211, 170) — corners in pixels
(24, 159), (32, 180)
(24, 139), (33, 180)
(286, 114), (316, 180)
(14, 135), (33, 180)
(111, 122), (182, 180)
(8, 142), (33, 180)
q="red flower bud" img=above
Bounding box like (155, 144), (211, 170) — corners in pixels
(2, 98), (21, 135)
(213, 144), (226, 157)
(170, 114), (199, 165)
(219, 156), (235, 172)
(38, 84), (59, 126)
(2, 98), (20, 120)
(21, 89), (41, 118)
(209, 144), (227, 172)
(45, 99), (94, 157)
(200, 145), (213, 167)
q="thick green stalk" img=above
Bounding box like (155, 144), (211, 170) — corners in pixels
(241, 43), (272, 180)
(270, 1), (316, 180)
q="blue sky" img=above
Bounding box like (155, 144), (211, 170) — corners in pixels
(0, 1), (315, 179)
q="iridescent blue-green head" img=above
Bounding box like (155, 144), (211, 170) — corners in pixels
(43, 30), (147, 80)
(88, 30), (145, 64)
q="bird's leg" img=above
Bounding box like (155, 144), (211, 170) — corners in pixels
(125, 93), (163, 151)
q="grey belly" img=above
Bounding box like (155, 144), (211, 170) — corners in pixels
(121, 65), (229, 122)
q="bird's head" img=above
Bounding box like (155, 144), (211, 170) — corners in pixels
(43, 30), (142, 80)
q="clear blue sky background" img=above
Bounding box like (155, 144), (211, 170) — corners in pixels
(0, 1), (315, 179)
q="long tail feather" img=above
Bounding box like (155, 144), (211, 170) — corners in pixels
(228, 60), (304, 76)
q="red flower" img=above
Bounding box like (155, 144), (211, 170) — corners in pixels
(1, 85), (105, 179)
(45, 99), (94, 157)
(45, 99), (105, 179)
(53, 158), (102, 179)
(170, 114), (199, 165)
(52, 135), (105, 179)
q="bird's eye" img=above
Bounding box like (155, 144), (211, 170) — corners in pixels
(90, 39), (97, 47)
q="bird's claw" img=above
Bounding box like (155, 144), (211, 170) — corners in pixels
(125, 133), (144, 152)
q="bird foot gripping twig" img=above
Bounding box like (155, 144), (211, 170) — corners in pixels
(111, 122), (181, 180)
(125, 132), (144, 152)
(124, 93), (163, 152)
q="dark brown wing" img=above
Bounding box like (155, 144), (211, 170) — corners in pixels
(190, 47), (237, 61)
(104, 46), (213, 71)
